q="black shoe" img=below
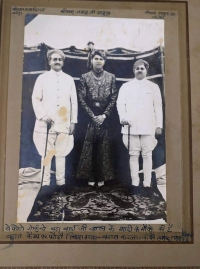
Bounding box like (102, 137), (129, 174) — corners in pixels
(96, 184), (105, 192)
(39, 185), (52, 195)
(128, 185), (140, 195)
(59, 184), (72, 195)
(85, 184), (96, 192)
(38, 185), (55, 200)
(104, 180), (114, 187)
(124, 186), (137, 201)
(143, 186), (152, 197)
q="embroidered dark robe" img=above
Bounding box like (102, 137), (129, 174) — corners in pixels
(77, 70), (118, 182)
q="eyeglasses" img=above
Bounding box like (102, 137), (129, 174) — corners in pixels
(52, 58), (64, 62)
(136, 67), (145, 70)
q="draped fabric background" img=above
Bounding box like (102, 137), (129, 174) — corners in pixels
(20, 44), (165, 184)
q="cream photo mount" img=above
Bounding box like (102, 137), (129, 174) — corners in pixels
(0, 0), (192, 244)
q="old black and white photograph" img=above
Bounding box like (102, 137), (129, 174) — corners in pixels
(17, 14), (166, 223)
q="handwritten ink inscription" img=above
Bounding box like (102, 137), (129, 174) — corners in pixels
(4, 223), (192, 242)
(11, 6), (175, 19)
(145, 10), (176, 19)
(11, 7), (111, 17)
(61, 8), (111, 16)
(12, 6), (46, 16)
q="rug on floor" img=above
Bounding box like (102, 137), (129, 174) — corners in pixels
(28, 184), (166, 222)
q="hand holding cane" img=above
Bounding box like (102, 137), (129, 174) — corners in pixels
(40, 122), (51, 188)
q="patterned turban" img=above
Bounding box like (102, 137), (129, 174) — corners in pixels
(47, 49), (65, 60)
(90, 50), (107, 60)
(133, 59), (149, 71)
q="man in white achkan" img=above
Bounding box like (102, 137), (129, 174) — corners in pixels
(117, 59), (163, 191)
(32, 49), (78, 193)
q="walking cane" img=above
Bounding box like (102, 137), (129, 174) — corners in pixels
(128, 124), (130, 154)
(40, 122), (51, 189)
(126, 124), (131, 200)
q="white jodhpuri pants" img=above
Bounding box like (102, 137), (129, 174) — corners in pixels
(123, 135), (157, 187)
(34, 132), (72, 186)
(41, 156), (65, 186)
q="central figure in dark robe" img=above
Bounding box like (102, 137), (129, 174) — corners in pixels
(77, 50), (118, 187)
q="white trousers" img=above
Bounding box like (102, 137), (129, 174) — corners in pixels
(123, 135), (157, 187)
(41, 156), (65, 186)
(33, 131), (73, 157)
(33, 132), (71, 186)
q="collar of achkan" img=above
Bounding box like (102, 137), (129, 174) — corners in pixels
(50, 69), (63, 75)
(134, 77), (147, 82)
(92, 68), (104, 78)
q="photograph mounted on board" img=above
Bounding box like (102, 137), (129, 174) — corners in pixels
(17, 14), (166, 223)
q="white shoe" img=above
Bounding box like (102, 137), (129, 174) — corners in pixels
(132, 183), (139, 187)
(98, 181), (104, 187)
(88, 182), (95, 186)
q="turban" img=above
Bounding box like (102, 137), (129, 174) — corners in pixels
(133, 59), (149, 71)
(87, 41), (95, 46)
(90, 50), (107, 60)
(47, 49), (65, 60)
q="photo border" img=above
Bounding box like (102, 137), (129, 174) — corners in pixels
(0, 1), (198, 266)
(0, 0), (193, 243)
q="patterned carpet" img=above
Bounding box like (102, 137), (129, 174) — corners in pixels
(28, 183), (166, 222)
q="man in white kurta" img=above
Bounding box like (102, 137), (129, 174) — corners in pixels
(117, 59), (163, 188)
(32, 49), (78, 187)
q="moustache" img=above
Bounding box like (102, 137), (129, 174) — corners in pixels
(55, 63), (60, 66)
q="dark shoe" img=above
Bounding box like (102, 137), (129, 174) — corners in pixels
(39, 185), (52, 195)
(124, 186), (137, 201)
(38, 185), (55, 200)
(104, 180), (114, 187)
(40, 185), (49, 192)
(143, 186), (152, 197)
(84, 184), (97, 192)
(59, 184), (72, 195)
(127, 185), (140, 195)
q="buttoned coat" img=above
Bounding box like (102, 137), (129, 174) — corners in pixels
(32, 69), (78, 134)
(117, 78), (163, 135)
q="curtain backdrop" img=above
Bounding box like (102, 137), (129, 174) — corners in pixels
(20, 44), (166, 184)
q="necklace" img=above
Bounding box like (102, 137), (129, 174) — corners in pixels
(91, 70), (105, 85)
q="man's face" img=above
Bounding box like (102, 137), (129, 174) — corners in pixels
(134, 64), (147, 80)
(91, 55), (105, 70)
(49, 53), (64, 72)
